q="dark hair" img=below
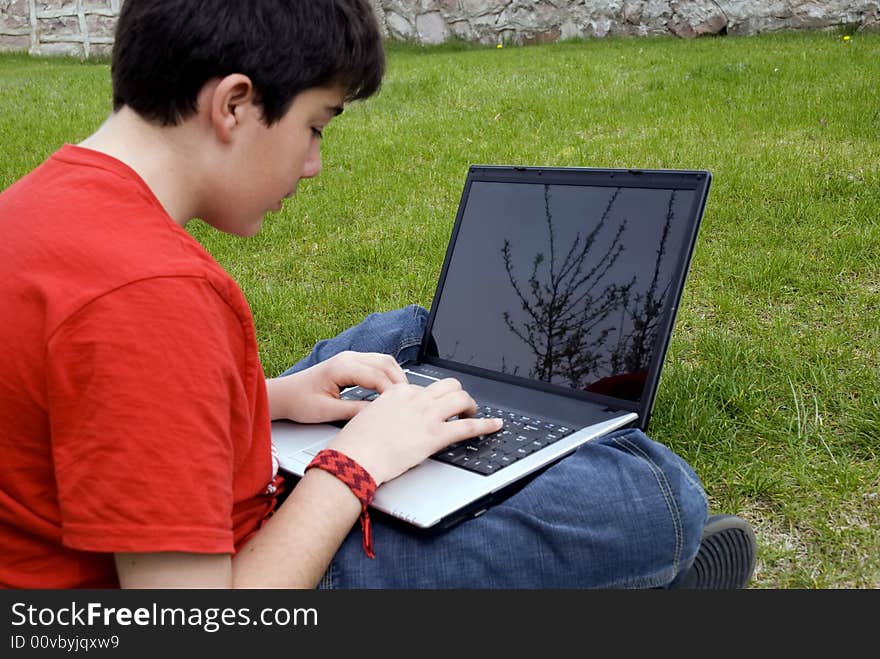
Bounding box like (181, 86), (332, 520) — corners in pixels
(111, 0), (385, 125)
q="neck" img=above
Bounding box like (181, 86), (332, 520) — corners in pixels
(78, 107), (208, 227)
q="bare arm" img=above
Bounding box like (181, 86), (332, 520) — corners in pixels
(116, 468), (360, 588)
(116, 353), (502, 588)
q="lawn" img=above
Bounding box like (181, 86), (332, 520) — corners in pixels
(1, 30), (878, 588)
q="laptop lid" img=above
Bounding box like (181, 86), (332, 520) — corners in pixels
(418, 165), (711, 431)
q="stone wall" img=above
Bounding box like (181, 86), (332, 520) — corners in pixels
(373, 1), (880, 45)
(1, 1), (121, 57)
(2, 1), (878, 56)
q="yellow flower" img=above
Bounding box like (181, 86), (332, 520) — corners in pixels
(842, 35), (851, 42)
(497, 43), (503, 48)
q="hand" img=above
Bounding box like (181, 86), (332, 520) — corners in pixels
(328, 377), (503, 486)
(266, 351), (407, 423)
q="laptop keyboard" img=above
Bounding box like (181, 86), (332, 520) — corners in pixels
(340, 387), (574, 476)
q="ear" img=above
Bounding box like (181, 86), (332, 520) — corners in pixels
(208, 74), (257, 143)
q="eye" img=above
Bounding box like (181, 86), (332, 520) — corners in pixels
(311, 127), (324, 140)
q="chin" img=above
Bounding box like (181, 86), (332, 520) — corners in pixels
(206, 214), (265, 237)
(237, 219), (265, 238)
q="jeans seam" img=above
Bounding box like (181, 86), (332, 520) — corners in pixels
(611, 435), (684, 574)
(394, 336), (422, 360)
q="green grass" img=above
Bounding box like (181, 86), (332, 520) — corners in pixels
(1, 31), (878, 588)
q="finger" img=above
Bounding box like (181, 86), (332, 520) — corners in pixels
(333, 355), (406, 393)
(443, 416), (504, 445)
(329, 398), (369, 421)
(354, 353), (408, 387)
(423, 377), (463, 399)
(428, 388), (478, 422)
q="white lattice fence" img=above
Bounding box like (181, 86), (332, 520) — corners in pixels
(1, 0), (122, 57)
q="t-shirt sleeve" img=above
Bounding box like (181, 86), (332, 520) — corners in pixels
(46, 275), (251, 554)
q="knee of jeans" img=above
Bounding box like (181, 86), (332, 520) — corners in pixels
(404, 303), (429, 329)
(662, 449), (709, 566)
(397, 305), (429, 362)
(364, 305), (426, 330)
(361, 304), (428, 361)
(606, 429), (708, 569)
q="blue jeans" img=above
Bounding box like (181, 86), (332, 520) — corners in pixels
(279, 305), (709, 588)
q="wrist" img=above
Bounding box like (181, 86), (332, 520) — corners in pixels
(305, 448), (378, 559)
(265, 375), (297, 420)
(326, 436), (385, 486)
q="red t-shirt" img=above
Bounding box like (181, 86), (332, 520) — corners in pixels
(0, 145), (280, 588)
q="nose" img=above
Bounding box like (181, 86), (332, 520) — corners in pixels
(301, 141), (322, 179)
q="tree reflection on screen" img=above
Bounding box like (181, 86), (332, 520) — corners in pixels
(500, 184), (678, 398)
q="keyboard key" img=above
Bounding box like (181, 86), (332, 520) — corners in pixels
(430, 403), (574, 475)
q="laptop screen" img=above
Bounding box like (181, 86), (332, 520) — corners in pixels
(427, 175), (700, 404)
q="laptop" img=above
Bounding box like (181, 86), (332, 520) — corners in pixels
(272, 165), (711, 529)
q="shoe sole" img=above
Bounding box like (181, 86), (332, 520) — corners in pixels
(685, 514), (758, 589)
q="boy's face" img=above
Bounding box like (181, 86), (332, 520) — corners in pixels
(206, 83), (346, 237)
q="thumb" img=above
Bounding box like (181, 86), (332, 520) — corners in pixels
(329, 398), (369, 421)
(290, 396), (368, 424)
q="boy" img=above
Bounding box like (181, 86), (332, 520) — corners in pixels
(0, 0), (755, 589)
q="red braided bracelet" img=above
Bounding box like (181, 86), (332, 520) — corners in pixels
(306, 448), (378, 559)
